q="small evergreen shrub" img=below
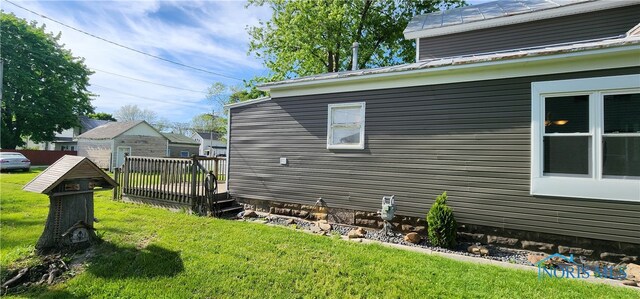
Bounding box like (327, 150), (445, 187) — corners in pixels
(427, 191), (457, 248)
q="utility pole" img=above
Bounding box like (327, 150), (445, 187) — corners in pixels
(209, 111), (214, 157)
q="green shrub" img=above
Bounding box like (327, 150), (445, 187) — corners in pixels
(426, 192), (457, 248)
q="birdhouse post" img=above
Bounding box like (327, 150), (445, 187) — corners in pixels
(23, 155), (117, 252)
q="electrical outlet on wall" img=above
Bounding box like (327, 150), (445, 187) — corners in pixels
(279, 157), (288, 165)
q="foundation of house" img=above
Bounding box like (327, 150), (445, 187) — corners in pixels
(238, 198), (639, 263)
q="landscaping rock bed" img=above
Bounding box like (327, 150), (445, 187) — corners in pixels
(246, 213), (531, 266)
(241, 211), (640, 288)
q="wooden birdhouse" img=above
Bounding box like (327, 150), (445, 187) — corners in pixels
(23, 155), (117, 251)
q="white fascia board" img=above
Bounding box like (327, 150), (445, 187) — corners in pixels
(403, 1), (636, 39)
(267, 45), (640, 98)
(225, 97), (271, 110)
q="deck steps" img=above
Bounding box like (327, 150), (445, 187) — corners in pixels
(204, 192), (243, 217)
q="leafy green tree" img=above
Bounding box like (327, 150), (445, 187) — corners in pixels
(191, 114), (224, 133)
(87, 112), (116, 122)
(1, 13), (94, 149)
(247, 0), (464, 80)
(228, 85), (267, 105)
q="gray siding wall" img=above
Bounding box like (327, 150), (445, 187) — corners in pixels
(418, 5), (640, 60)
(229, 67), (640, 245)
(77, 139), (111, 169)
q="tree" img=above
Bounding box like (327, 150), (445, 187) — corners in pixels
(152, 117), (172, 132)
(1, 13), (94, 149)
(87, 112), (116, 122)
(247, 0), (464, 80)
(191, 113), (225, 133)
(228, 85), (267, 105)
(113, 104), (157, 123)
(171, 122), (191, 135)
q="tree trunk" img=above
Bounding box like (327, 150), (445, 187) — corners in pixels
(327, 51), (334, 73)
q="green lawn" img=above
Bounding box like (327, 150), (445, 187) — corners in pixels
(1, 171), (638, 298)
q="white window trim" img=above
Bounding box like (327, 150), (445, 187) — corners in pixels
(327, 102), (366, 150)
(531, 74), (640, 202)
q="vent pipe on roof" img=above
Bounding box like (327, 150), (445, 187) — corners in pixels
(352, 42), (359, 71)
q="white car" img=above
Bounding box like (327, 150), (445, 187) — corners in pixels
(0, 152), (31, 172)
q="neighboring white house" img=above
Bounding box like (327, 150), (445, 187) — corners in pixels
(191, 131), (226, 156)
(77, 121), (167, 170)
(22, 116), (111, 151)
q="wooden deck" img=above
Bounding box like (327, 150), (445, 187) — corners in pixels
(123, 181), (227, 200)
(114, 155), (239, 215)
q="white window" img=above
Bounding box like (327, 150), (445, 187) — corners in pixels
(531, 74), (640, 202)
(327, 102), (365, 149)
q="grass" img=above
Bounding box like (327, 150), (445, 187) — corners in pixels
(1, 171), (639, 298)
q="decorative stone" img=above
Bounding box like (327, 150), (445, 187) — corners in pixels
(401, 225), (414, 232)
(487, 236), (518, 246)
(317, 220), (331, 232)
(467, 244), (488, 255)
(521, 241), (555, 252)
(457, 232), (485, 242)
(621, 256), (638, 263)
(354, 211), (368, 218)
(243, 210), (258, 218)
(295, 211), (309, 218)
(271, 208), (290, 215)
(404, 232), (421, 244)
(600, 252), (626, 261)
(527, 254), (547, 265)
(285, 219), (296, 225)
(557, 245), (593, 256)
(355, 219), (377, 227)
(626, 263), (640, 283)
(348, 227), (367, 239)
(412, 226), (427, 234)
(310, 225), (322, 234)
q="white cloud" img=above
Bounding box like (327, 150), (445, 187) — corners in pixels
(4, 0), (272, 124)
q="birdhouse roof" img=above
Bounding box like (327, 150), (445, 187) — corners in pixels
(23, 155), (117, 194)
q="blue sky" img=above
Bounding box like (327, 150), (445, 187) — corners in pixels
(3, 0), (489, 125)
(3, 0), (272, 123)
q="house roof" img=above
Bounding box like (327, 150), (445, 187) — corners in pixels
(404, 0), (634, 39)
(77, 121), (153, 140)
(258, 35), (640, 92)
(23, 155), (117, 194)
(162, 133), (199, 145)
(194, 131), (222, 140)
(79, 116), (111, 132)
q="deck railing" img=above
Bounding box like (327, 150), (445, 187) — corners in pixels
(113, 155), (227, 209)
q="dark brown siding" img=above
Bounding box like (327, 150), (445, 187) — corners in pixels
(229, 67), (640, 245)
(419, 5), (640, 60)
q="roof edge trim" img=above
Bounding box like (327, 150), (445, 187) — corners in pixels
(226, 97), (272, 109)
(263, 44), (640, 98)
(404, 1), (635, 39)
